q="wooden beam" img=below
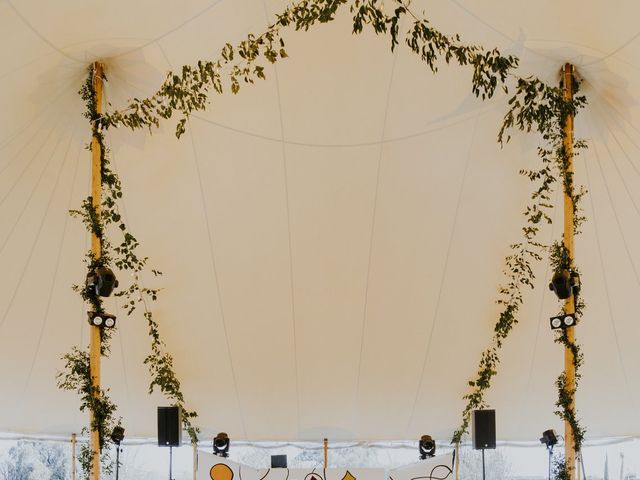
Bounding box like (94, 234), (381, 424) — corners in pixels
(323, 438), (328, 469)
(562, 62), (577, 480)
(89, 60), (104, 480)
(193, 441), (198, 480)
(71, 433), (77, 480)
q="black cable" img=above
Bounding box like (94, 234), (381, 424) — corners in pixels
(409, 464), (454, 480)
(259, 469), (271, 480)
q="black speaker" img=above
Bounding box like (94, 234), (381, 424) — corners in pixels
(157, 406), (182, 447)
(271, 455), (287, 468)
(472, 409), (496, 450)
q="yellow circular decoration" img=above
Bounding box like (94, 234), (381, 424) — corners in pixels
(210, 463), (234, 480)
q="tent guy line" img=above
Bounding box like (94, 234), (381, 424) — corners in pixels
(188, 116), (250, 440)
(516, 185), (561, 434)
(582, 129), (637, 413)
(0, 131), (72, 330)
(0, 86), (75, 155)
(353, 12), (405, 430)
(4, 0), (85, 64)
(404, 113), (480, 436)
(20, 134), (81, 400)
(260, 0), (303, 435)
(0, 128), (67, 255)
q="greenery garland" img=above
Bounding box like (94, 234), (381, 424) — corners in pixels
(57, 65), (199, 479)
(456, 76), (587, 451)
(60, 0), (589, 460)
(98, 0), (521, 447)
(102, 0), (517, 137)
(549, 240), (586, 453)
(553, 457), (571, 480)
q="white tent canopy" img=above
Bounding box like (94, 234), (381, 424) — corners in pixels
(1, 0), (640, 442)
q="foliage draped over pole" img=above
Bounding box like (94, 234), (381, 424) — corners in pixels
(57, 64), (200, 479)
(56, 1), (590, 470)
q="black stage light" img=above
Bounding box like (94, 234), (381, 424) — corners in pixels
(549, 270), (581, 300)
(111, 426), (125, 480)
(111, 426), (125, 445)
(540, 429), (558, 448)
(419, 435), (436, 460)
(549, 270), (572, 299)
(88, 311), (117, 329)
(86, 266), (119, 297)
(549, 313), (576, 330)
(213, 432), (230, 457)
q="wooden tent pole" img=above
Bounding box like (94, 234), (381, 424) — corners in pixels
(562, 62), (577, 480)
(193, 441), (198, 480)
(323, 438), (328, 469)
(89, 60), (104, 480)
(71, 433), (77, 480)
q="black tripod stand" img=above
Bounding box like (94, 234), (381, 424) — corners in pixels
(168, 445), (175, 480)
(546, 444), (554, 480)
(115, 443), (122, 480)
(111, 426), (125, 480)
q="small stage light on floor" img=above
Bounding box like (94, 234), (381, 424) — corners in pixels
(111, 426), (125, 480)
(549, 313), (576, 330)
(214, 432), (230, 457)
(88, 311), (117, 328)
(419, 435), (436, 460)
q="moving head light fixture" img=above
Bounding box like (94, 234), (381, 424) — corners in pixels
(549, 269), (581, 300)
(540, 429), (558, 449)
(419, 435), (436, 460)
(86, 266), (119, 297)
(213, 432), (230, 457)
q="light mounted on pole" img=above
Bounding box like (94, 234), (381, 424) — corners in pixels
(549, 269), (581, 300)
(88, 311), (117, 329)
(549, 313), (576, 330)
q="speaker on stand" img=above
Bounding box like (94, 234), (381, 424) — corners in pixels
(472, 409), (496, 480)
(158, 406), (182, 480)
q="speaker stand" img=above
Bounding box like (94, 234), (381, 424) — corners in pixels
(169, 445), (174, 480)
(547, 445), (554, 480)
(481, 448), (486, 480)
(115, 444), (121, 480)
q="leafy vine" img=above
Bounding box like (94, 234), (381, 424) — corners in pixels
(57, 64), (200, 478)
(61, 0), (589, 459)
(452, 76), (588, 444)
(102, 0), (517, 138)
(98, 0), (521, 447)
(56, 348), (118, 478)
(553, 457), (571, 480)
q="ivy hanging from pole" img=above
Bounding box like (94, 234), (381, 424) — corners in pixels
(101, 0), (518, 137)
(451, 77), (589, 445)
(56, 0), (591, 465)
(57, 64), (199, 479)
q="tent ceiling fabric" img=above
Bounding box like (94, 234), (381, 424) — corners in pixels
(1, 0), (640, 441)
